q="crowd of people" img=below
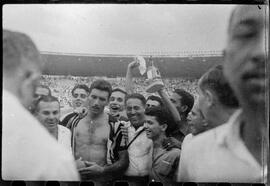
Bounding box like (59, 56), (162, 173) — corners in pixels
(2, 5), (269, 185)
(39, 75), (198, 110)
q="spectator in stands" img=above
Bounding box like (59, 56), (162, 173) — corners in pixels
(61, 84), (89, 128)
(2, 29), (79, 180)
(121, 93), (152, 186)
(177, 5), (268, 182)
(144, 106), (180, 185)
(109, 87), (128, 120)
(72, 80), (129, 185)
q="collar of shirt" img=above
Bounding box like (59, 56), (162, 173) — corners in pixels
(216, 109), (262, 171)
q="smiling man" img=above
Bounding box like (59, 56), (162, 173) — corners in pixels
(109, 87), (128, 120)
(61, 84), (89, 128)
(35, 95), (72, 153)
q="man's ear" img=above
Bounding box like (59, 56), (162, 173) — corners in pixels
(204, 89), (215, 107)
(180, 105), (188, 113)
(161, 123), (168, 132)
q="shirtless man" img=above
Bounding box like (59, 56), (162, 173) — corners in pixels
(73, 80), (112, 180)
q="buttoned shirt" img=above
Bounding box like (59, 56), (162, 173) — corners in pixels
(150, 147), (180, 184)
(177, 109), (267, 183)
(2, 90), (79, 180)
(124, 122), (152, 177)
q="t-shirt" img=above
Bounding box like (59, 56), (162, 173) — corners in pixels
(2, 90), (79, 181)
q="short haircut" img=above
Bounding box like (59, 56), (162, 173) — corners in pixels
(34, 95), (59, 112)
(89, 79), (112, 98)
(36, 84), (51, 96)
(147, 95), (163, 107)
(174, 89), (194, 117)
(3, 29), (41, 73)
(125, 93), (146, 106)
(71, 84), (90, 97)
(199, 65), (239, 108)
(112, 87), (127, 98)
(145, 106), (176, 136)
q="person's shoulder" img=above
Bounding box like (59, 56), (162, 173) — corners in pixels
(167, 147), (181, 157)
(58, 125), (71, 133)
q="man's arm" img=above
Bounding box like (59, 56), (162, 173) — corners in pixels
(79, 150), (129, 180)
(158, 88), (182, 123)
(125, 60), (140, 95)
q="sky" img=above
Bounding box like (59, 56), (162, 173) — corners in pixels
(3, 4), (235, 55)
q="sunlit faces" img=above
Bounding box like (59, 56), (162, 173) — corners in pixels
(146, 99), (161, 109)
(109, 91), (126, 116)
(224, 5), (269, 107)
(144, 115), (166, 140)
(36, 101), (60, 129)
(89, 88), (109, 115)
(72, 88), (89, 108)
(187, 102), (207, 135)
(126, 98), (145, 128)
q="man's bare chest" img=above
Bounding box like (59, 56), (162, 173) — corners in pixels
(75, 118), (109, 145)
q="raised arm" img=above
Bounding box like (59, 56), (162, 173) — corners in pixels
(125, 60), (140, 95)
(158, 88), (181, 122)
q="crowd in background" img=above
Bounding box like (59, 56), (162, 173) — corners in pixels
(40, 75), (198, 109)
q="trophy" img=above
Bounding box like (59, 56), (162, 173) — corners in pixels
(144, 56), (164, 93)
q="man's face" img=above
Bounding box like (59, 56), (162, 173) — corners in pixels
(187, 103), (207, 135)
(170, 93), (183, 113)
(36, 101), (60, 129)
(20, 62), (41, 109)
(126, 98), (145, 128)
(197, 81), (209, 122)
(144, 115), (164, 140)
(89, 88), (109, 115)
(146, 99), (161, 109)
(72, 88), (89, 108)
(224, 5), (269, 108)
(109, 91), (126, 116)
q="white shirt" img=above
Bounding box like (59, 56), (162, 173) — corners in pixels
(58, 125), (72, 155)
(2, 90), (79, 181)
(177, 109), (266, 183)
(124, 122), (152, 177)
(181, 133), (194, 150)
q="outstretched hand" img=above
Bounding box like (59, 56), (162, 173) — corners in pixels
(78, 162), (105, 180)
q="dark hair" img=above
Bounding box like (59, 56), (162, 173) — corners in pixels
(125, 93), (146, 106)
(199, 65), (239, 108)
(71, 84), (90, 97)
(112, 87), (127, 98)
(147, 95), (163, 107)
(34, 95), (59, 112)
(36, 84), (51, 96)
(89, 79), (112, 98)
(174, 89), (194, 117)
(3, 29), (41, 72)
(145, 106), (175, 136)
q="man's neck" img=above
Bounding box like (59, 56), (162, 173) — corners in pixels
(214, 107), (237, 126)
(47, 125), (58, 139)
(89, 111), (104, 120)
(153, 134), (166, 148)
(240, 106), (266, 166)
